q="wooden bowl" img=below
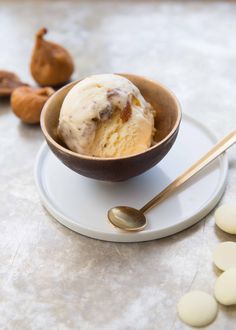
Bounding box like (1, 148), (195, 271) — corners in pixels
(40, 74), (181, 181)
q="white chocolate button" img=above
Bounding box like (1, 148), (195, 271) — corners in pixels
(215, 204), (236, 234)
(214, 267), (236, 305)
(177, 290), (218, 327)
(213, 242), (236, 271)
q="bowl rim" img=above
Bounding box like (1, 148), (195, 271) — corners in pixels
(40, 73), (182, 161)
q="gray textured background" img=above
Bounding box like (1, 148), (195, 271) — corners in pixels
(0, 1), (236, 329)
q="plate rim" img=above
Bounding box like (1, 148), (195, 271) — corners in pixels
(34, 114), (228, 242)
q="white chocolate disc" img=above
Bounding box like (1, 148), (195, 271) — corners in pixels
(215, 204), (236, 234)
(177, 290), (218, 327)
(214, 267), (236, 305)
(213, 242), (236, 271)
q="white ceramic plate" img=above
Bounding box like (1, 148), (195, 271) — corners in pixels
(34, 115), (228, 242)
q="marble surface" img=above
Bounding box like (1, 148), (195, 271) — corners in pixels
(0, 1), (236, 329)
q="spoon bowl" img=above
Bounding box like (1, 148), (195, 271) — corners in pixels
(108, 206), (147, 231)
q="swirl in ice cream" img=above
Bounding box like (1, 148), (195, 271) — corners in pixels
(58, 74), (155, 158)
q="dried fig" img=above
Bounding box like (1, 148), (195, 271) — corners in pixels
(30, 28), (74, 87)
(0, 70), (27, 97)
(120, 100), (132, 123)
(11, 86), (54, 124)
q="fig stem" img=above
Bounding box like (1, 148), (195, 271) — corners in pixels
(36, 27), (47, 39)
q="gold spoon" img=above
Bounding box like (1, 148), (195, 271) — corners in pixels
(108, 131), (236, 232)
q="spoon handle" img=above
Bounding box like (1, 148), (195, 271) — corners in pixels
(140, 130), (236, 214)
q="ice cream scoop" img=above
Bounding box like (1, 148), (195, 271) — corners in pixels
(58, 74), (155, 157)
